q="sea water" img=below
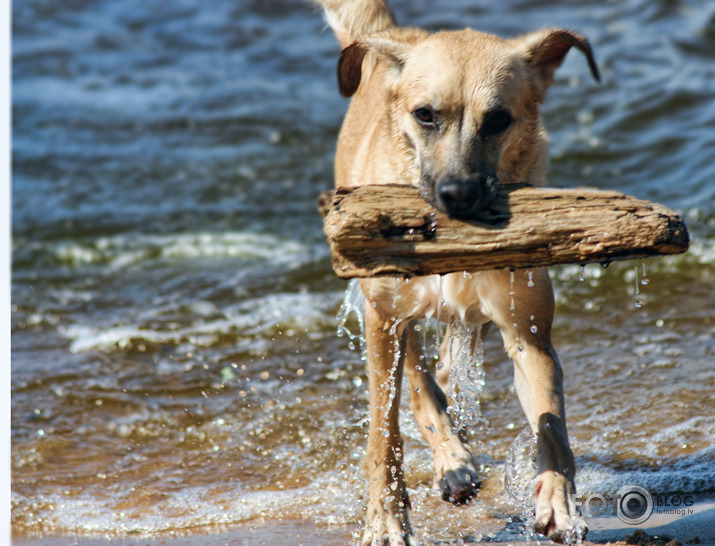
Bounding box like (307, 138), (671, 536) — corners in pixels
(11, 0), (715, 542)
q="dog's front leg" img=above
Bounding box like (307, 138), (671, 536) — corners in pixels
(512, 344), (584, 542)
(403, 322), (481, 505)
(362, 304), (412, 546)
(501, 269), (586, 543)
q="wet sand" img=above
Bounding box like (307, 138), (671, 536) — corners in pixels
(13, 498), (715, 545)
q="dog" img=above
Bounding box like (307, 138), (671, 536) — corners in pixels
(316, 1), (600, 543)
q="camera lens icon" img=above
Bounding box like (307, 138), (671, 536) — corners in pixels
(616, 485), (653, 525)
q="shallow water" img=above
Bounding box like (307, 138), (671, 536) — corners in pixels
(11, 0), (715, 543)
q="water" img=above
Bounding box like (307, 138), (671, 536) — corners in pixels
(444, 319), (487, 433)
(11, 0), (715, 543)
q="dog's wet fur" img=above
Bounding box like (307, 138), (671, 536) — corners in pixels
(316, 1), (599, 543)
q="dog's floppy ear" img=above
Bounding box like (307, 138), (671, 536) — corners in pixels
(514, 29), (600, 92)
(337, 37), (410, 97)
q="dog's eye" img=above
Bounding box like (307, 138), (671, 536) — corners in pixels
(481, 110), (513, 136)
(413, 107), (436, 126)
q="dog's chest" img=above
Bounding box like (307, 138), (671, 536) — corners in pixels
(366, 272), (498, 326)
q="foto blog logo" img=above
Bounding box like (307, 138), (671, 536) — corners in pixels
(573, 485), (697, 524)
(573, 485), (654, 525)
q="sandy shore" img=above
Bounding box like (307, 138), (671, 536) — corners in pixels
(13, 498), (715, 545)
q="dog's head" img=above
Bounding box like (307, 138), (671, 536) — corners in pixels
(338, 28), (599, 218)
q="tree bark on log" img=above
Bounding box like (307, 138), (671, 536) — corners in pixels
(318, 184), (689, 278)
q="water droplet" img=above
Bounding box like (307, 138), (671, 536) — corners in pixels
(530, 325), (538, 334)
(579, 265), (586, 282)
(527, 270), (534, 288)
(634, 300), (643, 308)
(656, 319), (664, 327)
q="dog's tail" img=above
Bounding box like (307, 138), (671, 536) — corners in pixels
(316, 0), (396, 47)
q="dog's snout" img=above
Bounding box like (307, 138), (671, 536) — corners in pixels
(436, 176), (494, 217)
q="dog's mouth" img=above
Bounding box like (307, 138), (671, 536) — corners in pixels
(419, 174), (500, 219)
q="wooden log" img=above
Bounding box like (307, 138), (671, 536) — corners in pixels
(318, 184), (689, 278)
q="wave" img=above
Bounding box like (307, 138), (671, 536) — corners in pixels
(64, 291), (342, 353)
(32, 231), (324, 270)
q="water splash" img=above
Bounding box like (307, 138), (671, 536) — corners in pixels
(509, 269), (517, 329)
(380, 318), (404, 437)
(506, 427), (588, 546)
(337, 279), (367, 360)
(436, 275), (444, 349)
(392, 276), (401, 309)
(504, 426), (540, 542)
(445, 318), (487, 432)
(337, 280), (487, 433)
(505, 426), (537, 517)
(504, 427), (539, 542)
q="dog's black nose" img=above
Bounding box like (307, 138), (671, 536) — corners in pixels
(437, 178), (488, 217)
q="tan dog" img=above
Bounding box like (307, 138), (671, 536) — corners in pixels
(316, 1), (600, 543)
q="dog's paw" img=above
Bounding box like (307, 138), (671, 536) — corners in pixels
(533, 471), (588, 543)
(438, 463), (481, 505)
(361, 496), (413, 546)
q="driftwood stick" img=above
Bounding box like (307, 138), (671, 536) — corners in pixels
(318, 184), (689, 278)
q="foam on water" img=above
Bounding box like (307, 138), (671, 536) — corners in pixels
(576, 451), (715, 499)
(20, 231), (323, 271)
(11, 471), (367, 537)
(65, 291), (341, 353)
